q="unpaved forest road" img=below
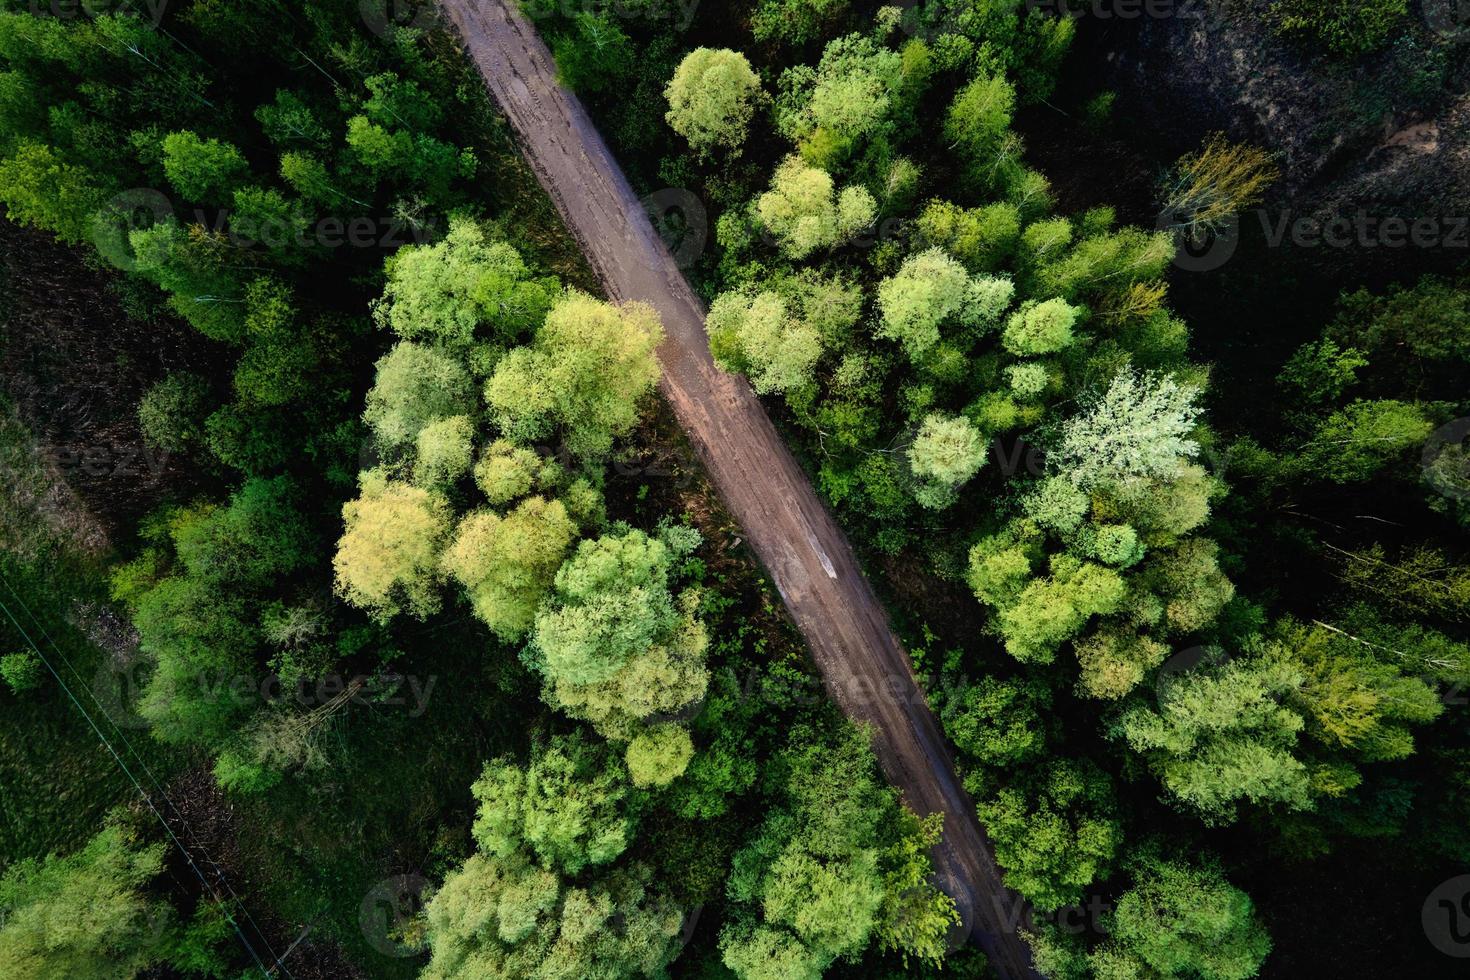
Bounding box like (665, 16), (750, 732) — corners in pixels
(440, 2), (1040, 976)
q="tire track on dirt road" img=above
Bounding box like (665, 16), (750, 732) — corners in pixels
(438, 2), (1042, 975)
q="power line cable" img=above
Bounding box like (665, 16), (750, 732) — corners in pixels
(0, 571), (292, 979)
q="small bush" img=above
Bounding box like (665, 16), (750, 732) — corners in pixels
(0, 650), (44, 693)
(138, 373), (210, 454)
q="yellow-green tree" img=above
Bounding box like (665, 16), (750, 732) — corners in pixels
(333, 470), (451, 621)
(441, 496), (578, 640)
(485, 292), (663, 459)
(664, 48), (763, 156)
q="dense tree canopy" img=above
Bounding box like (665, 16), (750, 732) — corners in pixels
(4, 0), (1467, 976)
(485, 293), (663, 459)
(755, 157), (876, 260)
(720, 725), (956, 977)
(0, 822), (228, 979)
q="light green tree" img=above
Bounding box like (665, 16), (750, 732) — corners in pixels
(0, 823), (189, 979)
(362, 341), (476, 450)
(531, 529), (681, 680)
(966, 521), (1042, 609)
(916, 199), (1021, 272)
(160, 131), (247, 203)
(626, 726), (696, 789)
(720, 725), (956, 978)
(413, 415), (475, 488)
(1021, 478), (1090, 535)
(708, 290), (822, 395)
(1263, 618), (1444, 766)
(485, 292), (663, 459)
(333, 469), (451, 621)
(777, 33), (905, 165)
(1000, 297), (1080, 356)
(908, 413), (987, 509)
(1098, 462), (1218, 547)
(441, 496), (578, 640)
(974, 759), (1121, 913)
(1091, 856), (1272, 980)
(1140, 539), (1236, 635)
(720, 923), (827, 980)
(532, 529), (708, 780)
(876, 248), (1013, 358)
(0, 141), (106, 244)
(943, 74), (1015, 184)
(664, 48), (763, 155)
(374, 217), (557, 346)
(1073, 626), (1170, 700)
(992, 555), (1127, 664)
(423, 734), (685, 979)
(422, 851), (682, 979)
(471, 733), (633, 874)
(1300, 399), (1433, 483)
(1053, 367), (1203, 491)
(473, 439), (561, 506)
(755, 157), (875, 260)
(1114, 655), (1313, 822)
(545, 603), (708, 757)
(1007, 361), (1050, 400)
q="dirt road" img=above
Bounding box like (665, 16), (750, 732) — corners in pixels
(438, 2), (1041, 976)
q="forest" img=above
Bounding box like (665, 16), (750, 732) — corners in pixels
(0, 0), (1466, 977)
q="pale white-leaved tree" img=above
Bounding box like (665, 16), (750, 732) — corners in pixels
(1053, 368), (1202, 490)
